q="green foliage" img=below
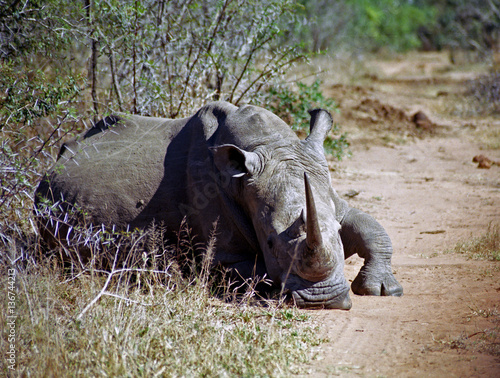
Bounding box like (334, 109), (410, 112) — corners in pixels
(0, 0), (86, 229)
(294, 0), (500, 55)
(265, 80), (335, 129)
(0, 0), (309, 118)
(323, 131), (350, 161)
(0, 66), (84, 229)
(263, 79), (349, 159)
(0, 64), (83, 127)
(0, 0), (69, 59)
(293, 0), (436, 53)
(350, 0), (436, 52)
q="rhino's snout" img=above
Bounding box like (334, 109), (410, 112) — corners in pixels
(284, 273), (352, 310)
(291, 288), (352, 310)
(324, 289), (352, 310)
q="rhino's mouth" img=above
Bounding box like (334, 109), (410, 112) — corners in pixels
(283, 274), (352, 310)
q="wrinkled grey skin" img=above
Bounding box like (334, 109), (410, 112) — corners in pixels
(35, 101), (403, 309)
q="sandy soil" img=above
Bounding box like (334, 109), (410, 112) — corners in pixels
(306, 52), (500, 377)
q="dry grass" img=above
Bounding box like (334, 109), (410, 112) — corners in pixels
(476, 124), (500, 150)
(434, 304), (500, 357)
(448, 223), (500, 261)
(434, 226), (500, 357)
(0, 220), (324, 377)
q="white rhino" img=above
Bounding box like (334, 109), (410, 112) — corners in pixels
(35, 101), (403, 309)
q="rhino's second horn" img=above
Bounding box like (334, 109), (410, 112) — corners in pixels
(305, 109), (332, 152)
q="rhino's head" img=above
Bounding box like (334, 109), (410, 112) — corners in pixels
(212, 108), (351, 309)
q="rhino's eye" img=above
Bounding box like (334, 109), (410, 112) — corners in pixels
(267, 236), (274, 250)
(287, 227), (302, 239)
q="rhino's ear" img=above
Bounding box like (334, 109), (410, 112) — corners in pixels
(210, 144), (260, 178)
(305, 109), (333, 151)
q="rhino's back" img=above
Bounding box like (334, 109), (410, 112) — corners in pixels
(36, 100), (301, 233)
(37, 114), (189, 228)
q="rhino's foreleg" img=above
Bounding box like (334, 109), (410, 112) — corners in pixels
(340, 208), (403, 296)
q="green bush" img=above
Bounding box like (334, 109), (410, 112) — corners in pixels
(0, 66), (85, 231)
(263, 79), (349, 159)
(69, 0), (307, 118)
(0, 65), (82, 127)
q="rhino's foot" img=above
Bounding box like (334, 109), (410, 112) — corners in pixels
(351, 264), (403, 296)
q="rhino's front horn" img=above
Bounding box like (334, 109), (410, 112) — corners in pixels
(299, 173), (335, 282)
(304, 172), (322, 250)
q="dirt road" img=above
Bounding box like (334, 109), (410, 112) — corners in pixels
(308, 52), (500, 377)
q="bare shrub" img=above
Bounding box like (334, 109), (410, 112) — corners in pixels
(67, 0), (307, 118)
(466, 71), (500, 115)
